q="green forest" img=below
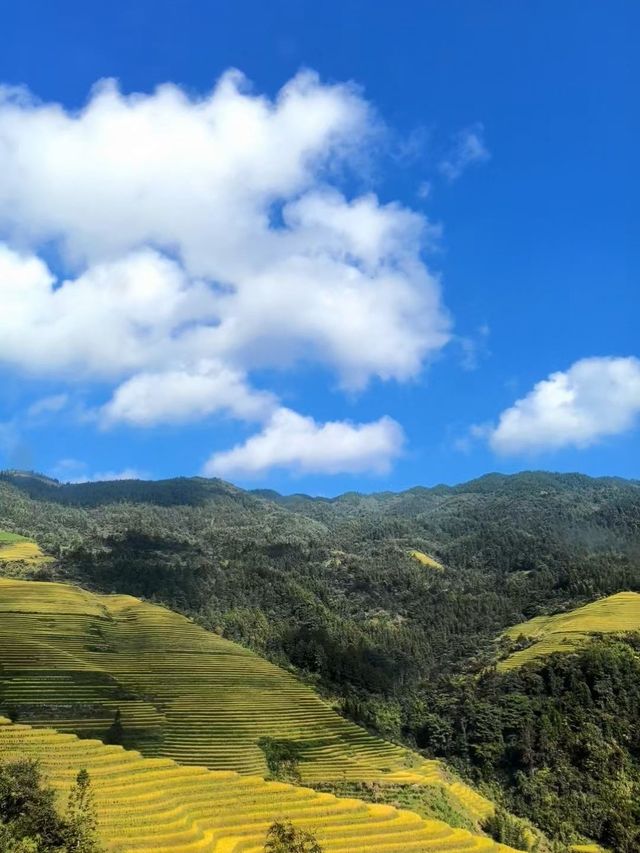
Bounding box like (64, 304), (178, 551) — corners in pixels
(1, 469), (640, 850)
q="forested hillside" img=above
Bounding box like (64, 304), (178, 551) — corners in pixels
(1, 469), (640, 849)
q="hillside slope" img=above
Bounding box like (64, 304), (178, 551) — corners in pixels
(0, 577), (495, 829)
(0, 717), (517, 853)
(0, 528), (51, 565)
(499, 591), (640, 669)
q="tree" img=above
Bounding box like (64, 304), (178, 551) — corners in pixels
(258, 738), (302, 783)
(104, 709), (124, 746)
(482, 807), (535, 851)
(63, 769), (100, 853)
(264, 820), (323, 853)
(0, 759), (103, 852)
(0, 759), (65, 849)
(0, 821), (40, 852)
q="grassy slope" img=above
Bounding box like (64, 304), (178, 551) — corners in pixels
(499, 591), (640, 670)
(0, 717), (518, 853)
(0, 577), (495, 830)
(0, 528), (52, 564)
(0, 530), (27, 543)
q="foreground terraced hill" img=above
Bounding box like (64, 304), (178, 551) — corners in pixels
(499, 591), (640, 670)
(0, 716), (517, 853)
(0, 577), (496, 829)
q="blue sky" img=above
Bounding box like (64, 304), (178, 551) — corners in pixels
(0, 0), (637, 494)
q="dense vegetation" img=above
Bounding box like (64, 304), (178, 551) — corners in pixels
(0, 759), (100, 852)
(1, 469), (639, 848)
(429, 636), (640, 851)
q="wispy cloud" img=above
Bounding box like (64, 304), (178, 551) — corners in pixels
(457, 324), (491, 371)
(416, 181), (432, 200)
(27, 394), (69, 420)
(51, 458), (147, 483)
(439, 123), (490, 181)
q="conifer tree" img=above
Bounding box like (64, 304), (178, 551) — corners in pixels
(104, 709), (124, 746)
(64, 769), (100, 853)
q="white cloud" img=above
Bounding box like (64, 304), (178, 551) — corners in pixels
(204, 408), (404, 477)
(488, 356), (640, 455)
(0, 72), (371, 269)
(0, 74), (449, 388)
(0, 245), (216, 377)
(51, 458), (146, 483)
(101, 362), (275, 427)
(439, 124), (490, 181)
(27, 394), (69, 418)
(90, 468), (145, 482)
(0, 70), (454, 476)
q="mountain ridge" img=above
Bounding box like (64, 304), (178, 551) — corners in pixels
(3, 467), (640, 506)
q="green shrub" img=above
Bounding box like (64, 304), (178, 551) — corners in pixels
(264, 820), (323, 853)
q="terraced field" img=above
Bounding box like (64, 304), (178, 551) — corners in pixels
(0, 529), (52, 564)
(0, 578), (495, 828)
(499, 591), (640, 670)
(408, 550), (444, 570)
(570, 846), (606, 853)
(0, 717), (517, 853)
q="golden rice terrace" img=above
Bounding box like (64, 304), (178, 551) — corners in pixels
(0, 577), (517, 852)
(499, 591), (640, 670)
(0, 529), (52, 564)
(0, 716), (517, 852)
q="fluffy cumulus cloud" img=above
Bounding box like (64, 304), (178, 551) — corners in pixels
(0, 246), (217, 377)
(0, 71), (451, 476)
(205, 408), (404, 477)
(101, 363), (275, 427)
(489, 357), (640, 455)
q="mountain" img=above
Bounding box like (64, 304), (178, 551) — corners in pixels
(1, 469), (640, 850)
